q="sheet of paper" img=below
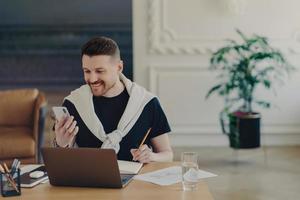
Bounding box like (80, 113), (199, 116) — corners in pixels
(134, 166), (217, 186)
(134, 166), (181, 185)
(197, 169), (218, 179)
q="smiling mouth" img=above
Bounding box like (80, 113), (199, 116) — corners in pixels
(90, 81), (104, 88)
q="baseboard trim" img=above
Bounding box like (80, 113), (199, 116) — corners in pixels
(170, 133), (300, 147)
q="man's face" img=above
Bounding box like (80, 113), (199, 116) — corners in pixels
(82, 55), (123, 96)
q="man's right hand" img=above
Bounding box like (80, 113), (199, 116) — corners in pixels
(54, 116), (79, 147)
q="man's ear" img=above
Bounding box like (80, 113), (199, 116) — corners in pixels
(118, 60), (124, 73)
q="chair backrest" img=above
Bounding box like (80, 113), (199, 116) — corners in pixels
(0, 89), (39, 126)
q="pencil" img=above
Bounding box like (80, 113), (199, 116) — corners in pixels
(0, 164), (5, 173)
(3, 163), (10, 173)
(138, 128), (152, 149)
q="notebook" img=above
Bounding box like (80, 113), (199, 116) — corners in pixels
(117, 160), (143, 174)
(41, 147), (139, 188)
(20, 165), (48, 188)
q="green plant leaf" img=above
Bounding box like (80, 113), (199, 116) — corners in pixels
(206, 84), (223, 99)
(262, 80), (271, 89)
(255, 100), (271, 108)
(236, 29), (248, 42)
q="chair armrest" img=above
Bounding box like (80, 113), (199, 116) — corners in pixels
(33, 92), (47, 163)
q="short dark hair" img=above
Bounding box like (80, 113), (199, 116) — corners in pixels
(81, 36), (120, 59)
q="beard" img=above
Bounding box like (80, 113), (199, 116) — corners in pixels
(88, 80), (116, 96)
(89, 80), (106, 96)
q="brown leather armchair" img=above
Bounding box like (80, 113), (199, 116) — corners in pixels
(0, 89), (47, 164)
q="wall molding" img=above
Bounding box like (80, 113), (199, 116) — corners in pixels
(148, 0), (215, 55)
(149, 65), (300, 146)
(147, 0), (300, 55)
(149, 64), (205, 93)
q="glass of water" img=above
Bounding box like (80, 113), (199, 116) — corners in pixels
(181, 152), (199, 191)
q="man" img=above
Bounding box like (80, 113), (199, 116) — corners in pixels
(54, 37), (173, 163)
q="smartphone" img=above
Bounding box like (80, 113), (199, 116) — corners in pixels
(52, 106), (70, 121)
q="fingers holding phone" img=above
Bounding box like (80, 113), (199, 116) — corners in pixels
(53, 107), (79, 147)
(64, 118), (78, 137)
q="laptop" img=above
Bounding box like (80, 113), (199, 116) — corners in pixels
(41, 147), (134, 188)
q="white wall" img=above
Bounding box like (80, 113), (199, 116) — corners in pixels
(133, 0), (300, 146)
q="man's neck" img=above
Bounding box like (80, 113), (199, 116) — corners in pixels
(102, 79), (125, 97)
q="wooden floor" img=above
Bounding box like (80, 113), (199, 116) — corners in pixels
(43, 92), (300, 200)
(173, 146), (300, 200)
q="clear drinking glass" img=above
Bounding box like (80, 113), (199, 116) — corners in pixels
(181, 152), (199, 191)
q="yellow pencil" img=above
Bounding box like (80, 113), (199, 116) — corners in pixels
(138, 128), (152, 149)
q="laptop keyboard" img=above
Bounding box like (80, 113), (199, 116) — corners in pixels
(121, 174), (134, 185)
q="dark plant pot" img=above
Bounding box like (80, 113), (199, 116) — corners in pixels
(228, 111), (260, 149)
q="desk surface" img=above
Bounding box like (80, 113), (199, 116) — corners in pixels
(12, 162), (214, 200)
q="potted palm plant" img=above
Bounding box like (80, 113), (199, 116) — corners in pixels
(206, 29), (294, 149)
